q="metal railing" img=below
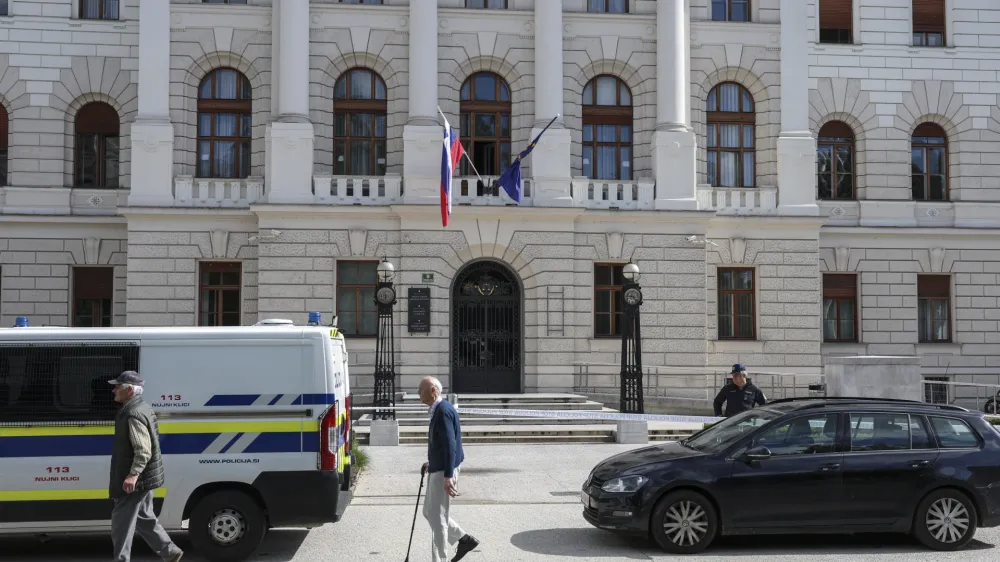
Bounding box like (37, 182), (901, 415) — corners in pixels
(921, 379), (1000, 414)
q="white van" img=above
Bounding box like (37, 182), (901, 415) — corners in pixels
(0, 324), (354, 561)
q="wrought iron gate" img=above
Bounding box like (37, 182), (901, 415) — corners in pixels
(451, 261), (521, 393)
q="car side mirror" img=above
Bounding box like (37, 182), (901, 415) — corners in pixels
(742, 445), (772, 463)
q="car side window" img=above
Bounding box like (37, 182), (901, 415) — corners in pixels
(910, 415), (935, 450)
(928, 416), (980, 449)
(850, 413), (911, 451)
(753, 414), (840, 456)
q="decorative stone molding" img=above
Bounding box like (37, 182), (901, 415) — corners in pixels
(83, 237), (101, 265)
(929, 247), (945, 273)
(607, 232), (624, 260)
(729, 237), (747, 264)
(210, 230), (230, 259)
(834, 247), (849, 272)
(349, 229), (368, 257)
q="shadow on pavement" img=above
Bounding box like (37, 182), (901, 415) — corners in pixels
(698, 533), (995, 556)
(511, 528), (995, 558)
(0, 529), (309, 561)
(509, 528), (657, 559)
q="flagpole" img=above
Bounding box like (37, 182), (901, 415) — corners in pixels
(437, 106), (484, 183)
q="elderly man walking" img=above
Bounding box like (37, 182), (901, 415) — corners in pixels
(108, 371), (184, 562)
(417, 376), (479, 562)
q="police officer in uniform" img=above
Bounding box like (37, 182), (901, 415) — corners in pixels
(713, 364), (767, 417)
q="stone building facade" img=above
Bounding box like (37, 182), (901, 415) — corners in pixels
(0, 0), (997, 405)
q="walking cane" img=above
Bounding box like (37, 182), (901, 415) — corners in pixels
(404, 465), (427, 562)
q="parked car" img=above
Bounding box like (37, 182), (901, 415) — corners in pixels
(581, 397), (1000, 554)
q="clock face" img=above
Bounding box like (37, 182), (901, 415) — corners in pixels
(376, 286), (396, 305)
(624, 287), (642, 306)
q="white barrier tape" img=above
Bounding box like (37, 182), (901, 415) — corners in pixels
(352, 405), (722, 424)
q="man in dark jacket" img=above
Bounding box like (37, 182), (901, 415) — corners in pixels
(418, 376), (479, 562)
(108, 371), (183, 562)
(713, 364), (767, 417)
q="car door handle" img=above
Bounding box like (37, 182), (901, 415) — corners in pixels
(910, 460), (930, 468)
(819, 463), (841, 472)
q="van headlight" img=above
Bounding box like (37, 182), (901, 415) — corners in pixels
(600, 475), (648, 493)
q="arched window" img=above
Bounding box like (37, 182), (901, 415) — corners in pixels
(197, 68), (252, 179)
(817, 121), (855, 200)
(75, 102), (119, 188)
(0, 105), (7, 187)
(459, 72), (511, 176)
(582, 75), (632, 181)
(707, 82), (755, 188)
(333, 68), (387, 176)
(911, 123), (947, 201)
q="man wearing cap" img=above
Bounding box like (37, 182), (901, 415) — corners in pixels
(108, 371), (183, 562)
(713, 364), (767, 418)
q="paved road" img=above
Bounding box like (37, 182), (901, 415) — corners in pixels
(2, 443), (998, 561)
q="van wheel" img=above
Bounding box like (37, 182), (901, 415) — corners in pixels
(650, 490), (718, 554)
(189, 490), (267, 562)
(913, 489), (977, 551)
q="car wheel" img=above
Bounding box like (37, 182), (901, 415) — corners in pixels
(189, 490), (268, 562)
(913, 489), (977, 551)
(650, 490), (718, 554)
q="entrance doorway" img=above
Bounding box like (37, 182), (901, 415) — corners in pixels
(450, 260), (522, 393)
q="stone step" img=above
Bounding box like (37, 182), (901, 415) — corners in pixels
(354, 400), (608, 412)
(398, 435), (616, 445)
(356, 415), (619, 427)
(356, 423), (617, 437)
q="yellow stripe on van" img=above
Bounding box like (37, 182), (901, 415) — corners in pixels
(0, 488), (167, 501)
(0, 420), (320, 438)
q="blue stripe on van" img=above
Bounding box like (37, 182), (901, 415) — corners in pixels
(0, 432), (311, 458)
(267, 394), (284, 406)
(204, 395), (261, 406)
(290, 394), (338, 406)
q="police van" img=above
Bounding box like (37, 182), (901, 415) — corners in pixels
(0, 321), (354, 561)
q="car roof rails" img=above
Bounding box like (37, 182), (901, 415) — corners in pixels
(768, 396), (968, 412)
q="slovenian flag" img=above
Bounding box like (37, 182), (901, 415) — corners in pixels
(440, 115), (465, 227)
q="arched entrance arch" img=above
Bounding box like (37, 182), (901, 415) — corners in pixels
(451, 260), (523, 393)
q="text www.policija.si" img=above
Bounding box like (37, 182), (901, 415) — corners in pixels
(198, 458), (261, 464)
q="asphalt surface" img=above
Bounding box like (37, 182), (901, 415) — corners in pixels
(2, 443), (998, 561)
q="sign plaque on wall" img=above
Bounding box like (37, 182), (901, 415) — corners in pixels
(408, 287), (431, 333)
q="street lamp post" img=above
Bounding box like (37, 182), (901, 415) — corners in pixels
(373, 257), (397, 421)
(620, 262), (644, 414)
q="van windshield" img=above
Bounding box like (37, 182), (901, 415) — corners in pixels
(683, 408), (783, 454)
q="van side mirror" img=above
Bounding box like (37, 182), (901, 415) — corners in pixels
(741, 445), (772, 463)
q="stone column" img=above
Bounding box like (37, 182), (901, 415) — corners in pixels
(402, 0), (441, 205)
(127, 0), (175, 207)
(530, 0), (573, 207)
(776, 0), (819, 216)
(265, 0), (315, 204)
(652, 0), (698, 210)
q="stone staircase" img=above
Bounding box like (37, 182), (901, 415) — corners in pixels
(353, 393), (705, 445)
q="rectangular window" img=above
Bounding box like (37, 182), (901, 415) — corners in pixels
(72, 267), (114, 327)
(0, 106), (6, 188)
(712, 0), (750, 22)
(336, 261), (378, 337)
(594, 264), (624, 338)
(912, 0), (945, 47)
(338, 0), (383, 3)
(199, 262), (242, 327)
(850, 413), (918, 451)
(0, 342), (138, 423)
(819, 0), (853, 44)
(918, 275), (950, 343)
(466, 0), (507, 7)
(203, 0), (248, 3)
(924, 376), (948, 405)
(823, 274), (857, 342)
(717, 268), (755, 340)
(0, 1), (7, 17)
(588, 0), (628, 13)
(80, 0), (119, 19)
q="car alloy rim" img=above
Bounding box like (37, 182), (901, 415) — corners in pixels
(208, 508), (247, 545)
(662, 500), (709, 546)
(926, 497), (970, 544)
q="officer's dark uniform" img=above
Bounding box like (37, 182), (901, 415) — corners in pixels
(713, 364), (767, 417)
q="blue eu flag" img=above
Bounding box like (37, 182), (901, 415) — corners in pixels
(495, 115), (558, 204)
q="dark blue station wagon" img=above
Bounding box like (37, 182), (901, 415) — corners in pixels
(582, 398), (1000, 554)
